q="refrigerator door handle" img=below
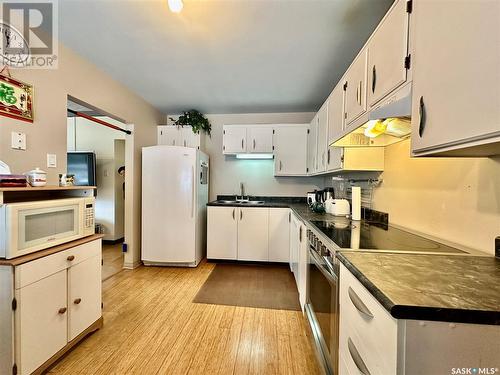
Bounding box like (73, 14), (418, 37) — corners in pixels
(191, 166), (195, 218)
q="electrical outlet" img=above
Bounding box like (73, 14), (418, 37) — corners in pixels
(47, 154), (57, 168)
(11, 132), (26, 150)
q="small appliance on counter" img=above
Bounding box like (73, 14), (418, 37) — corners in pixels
(307, 191), (317, 205)
(25, 167), (47, 187)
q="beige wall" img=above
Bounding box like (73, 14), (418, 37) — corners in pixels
(168, 112), (324, 201)
(0, 44), (162, 268)
(372, 139), (500, 255)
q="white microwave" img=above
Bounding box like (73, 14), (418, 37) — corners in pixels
(0, 197), (95, 259)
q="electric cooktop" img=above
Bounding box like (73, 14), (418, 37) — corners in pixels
(310, 220), (467, 254)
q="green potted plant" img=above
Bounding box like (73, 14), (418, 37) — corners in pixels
(169, 110), (211, 136)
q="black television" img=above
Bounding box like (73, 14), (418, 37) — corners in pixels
(67, 152), (96, 186)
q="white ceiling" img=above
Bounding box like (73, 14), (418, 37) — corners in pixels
(59, 0), (393, 114)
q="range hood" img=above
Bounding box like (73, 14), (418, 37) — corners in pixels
(332, 83), (412, 148)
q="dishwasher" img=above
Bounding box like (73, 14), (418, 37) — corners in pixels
(305, 229), (338, 375)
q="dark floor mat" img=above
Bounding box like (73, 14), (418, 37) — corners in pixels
(193, 263), (301, 311)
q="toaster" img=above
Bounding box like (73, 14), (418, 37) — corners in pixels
(328, 199), (350, 216)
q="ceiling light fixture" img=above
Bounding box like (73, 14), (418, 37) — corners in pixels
(168, 0), (183, 13)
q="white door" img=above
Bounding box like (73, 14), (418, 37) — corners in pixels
(316, 102), (329, 173)
(411, 0), (500, 154)
(268, 208), (290, 262)
(307, 117), (318, 174)
(16, 270), (67, 375)
(237, 207), (269, 261)
(157, 126), (180, 146)
(344, 49), (368, 126)
(274, 126), (308, 176)
(142, 146), (197, 264)
(223, 126), (247, 154)
(207, 206), (238, 260)
(68, 255), (102, 341)
(327, 84), (345, 171)
(247, 127), (273, 153)
(367, 0), (409, 106)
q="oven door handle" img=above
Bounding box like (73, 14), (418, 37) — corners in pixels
(309, 249), (338, 284)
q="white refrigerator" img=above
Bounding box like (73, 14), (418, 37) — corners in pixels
(141, 146), (209, 267)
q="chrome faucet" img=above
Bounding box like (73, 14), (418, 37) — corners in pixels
(237, 182), (249, 201)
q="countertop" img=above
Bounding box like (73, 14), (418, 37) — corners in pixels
(208, 197), (500, 325)
(337, 252), (500, 325)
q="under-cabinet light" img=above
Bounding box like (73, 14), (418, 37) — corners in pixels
(235, 154), (274, 160)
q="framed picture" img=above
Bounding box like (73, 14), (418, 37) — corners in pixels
(0, 74), (34, 123)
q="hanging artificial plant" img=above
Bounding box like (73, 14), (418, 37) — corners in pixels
(169, 110), (211, 136)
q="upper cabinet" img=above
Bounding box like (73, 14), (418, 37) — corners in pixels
(367, 0), (410, 107)
(327, 85), (345, 171)
(223, 125), (248, 154)
(410, 0), (500, 156)
(274, 125), (309, 176)
(343, 49), (368, 127)
(157, 126), (204, 149)
(316, 102), (329, 173)
(307, 115), (318, 174)
(247, 127), (274, 153)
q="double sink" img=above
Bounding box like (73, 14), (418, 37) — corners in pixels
(214, 199), (266, 206)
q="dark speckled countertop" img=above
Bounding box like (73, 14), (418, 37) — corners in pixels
(337, 252), (500, 325)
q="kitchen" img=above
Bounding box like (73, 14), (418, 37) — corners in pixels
(0, 0), (499, 374)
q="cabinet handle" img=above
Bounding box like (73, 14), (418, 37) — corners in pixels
(356, 85), (359, 105)
(183, 140), (186, 147)
(358, 81), (363, 105)
(67, 255), (75, 261)
(348, 287), (374, 319)
(327, 149), (331, 164)
(347, 338), (371, 375)
(299, 226), (302, 242)
(232, 208), (235, 220)
(253, 139), (256, 150)
(240, 210), (243, 220)
(418, 96), (426, 137)
(58, 307), (67, 314)
(74, 298), (82, 305)
(279, 160), (283, 171)
(372, 65), (376, 93)
(241, 139), (244, 149)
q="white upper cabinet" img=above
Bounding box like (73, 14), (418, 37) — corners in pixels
(157, 126), (203, 149)
(343, 49), (368, 126)
(247, 127), (273, 153)
(327, 85), (345, 171)
(223, 126), (247, 154)
(367, 0), (410, 107)
(307, 115), (318, 174)
(316, 102), (329, 173)
(410, 0), (500, 156)
(274, 125), (309, 176)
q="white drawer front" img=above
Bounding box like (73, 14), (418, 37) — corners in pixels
(15, 239), (101, 289)
(339, 263), (398, 375)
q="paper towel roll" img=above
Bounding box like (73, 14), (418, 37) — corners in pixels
(352, 186), (361, 221)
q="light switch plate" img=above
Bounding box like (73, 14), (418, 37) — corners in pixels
(11, 132), (26, 150)
(47, 154), (57, 168)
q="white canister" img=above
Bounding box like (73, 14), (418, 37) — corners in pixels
(25, 167), (47, 187)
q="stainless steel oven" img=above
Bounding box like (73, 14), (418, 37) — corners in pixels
(305, 229), (338, 375)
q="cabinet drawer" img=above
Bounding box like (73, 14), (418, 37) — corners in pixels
(15, 239), (101, 289)
(339, 263), (398, 375)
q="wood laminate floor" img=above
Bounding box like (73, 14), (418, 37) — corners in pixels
(48, 261), (321, 375)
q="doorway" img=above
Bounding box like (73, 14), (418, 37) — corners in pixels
(66, 97), (129, 280)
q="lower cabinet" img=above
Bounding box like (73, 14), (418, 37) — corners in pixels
(207, 206), (290, 263)
(0, 238), (103, 375)
(290, 213), (308, 310)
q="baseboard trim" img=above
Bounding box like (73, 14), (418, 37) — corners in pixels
(123, 260), (142, 269)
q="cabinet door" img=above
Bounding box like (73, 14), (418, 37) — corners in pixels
(68, 255), (102, 341)
(158, 126), (180, 146)
(268, 209), (290, 262)
(237, 208), (269, 261)
(344, 50), (368, 126)
(274, 126), (308, 176)
(181, 127), (200, 149)
(367, 0), (409, 106)
(316, 102), (329, 173)
(223, 126), (247, 154)
(16, 270), (67, 375)
(307, 116), (318, 174)
(289, 215), (300, 286)
(207, 207), (238, 260)
(298, 222), (308, 310)
(327, 84), (345, 171)
(411, 0), (500, 154)
(247, 127), (273, 153)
